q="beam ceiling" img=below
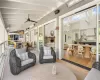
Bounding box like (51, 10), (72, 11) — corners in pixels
(0, 0), (69, 31)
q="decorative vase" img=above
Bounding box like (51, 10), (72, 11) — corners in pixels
(52, 65), (57, 75)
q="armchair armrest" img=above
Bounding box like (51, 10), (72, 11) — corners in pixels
(10, 49), (21, 67)
(9, 56), (21, 75)
(39, 47), (44, 58)
(51, 47), (56, 61)
(15, 56), (21, 67)
(28, 51), (36, 62)
(10, 56), (21, 67)
(39, 47), (44, 63)
(92, 62), (100, 71)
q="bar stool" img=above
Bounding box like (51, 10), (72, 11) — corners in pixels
(67, 44), (73, 56)
(77, 45), (84, 58)
(90, 46), (96, 61)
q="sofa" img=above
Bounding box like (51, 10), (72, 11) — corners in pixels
(84, 62), (100, 80)
(39, 46), (56, 64)
(9, 48), (36, 75)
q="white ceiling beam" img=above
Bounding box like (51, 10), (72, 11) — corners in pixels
(3, 18), (16, 20)
(1, 8), (45, 16)
(3, 17), (20, 20)
(0, 0), (53, 8)
(0, 1), (50, 11)
(3, 17), (39, 22)
(0, 0), (68, 31)
(0, 8), (46, 12)
(2, 14), (40, 18)
(2, 13), (42, 15)
(1, 11), (44, 15)
(0, 7), (48, 12)
(57, 0), (69, 3)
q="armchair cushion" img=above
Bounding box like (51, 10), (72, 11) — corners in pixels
(20, 52), (29, 61)
(16, 48), (26, 53)
(21, 59), (33, 66)
(16, 48), (29, 61)
(39, 47), (56, 64)
(44, 46), (51, 56)
(43, 55), (53, 59)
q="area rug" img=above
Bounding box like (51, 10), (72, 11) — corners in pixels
(3, 50), (77, 80)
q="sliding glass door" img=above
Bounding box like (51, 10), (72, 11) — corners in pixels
(38, 26), (44, 49)
(97, 3), (100, 61)
(62, 6), (97, 68)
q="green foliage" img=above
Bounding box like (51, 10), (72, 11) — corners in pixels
(8, 41), (14, 45)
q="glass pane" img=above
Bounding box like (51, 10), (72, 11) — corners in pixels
(39, 27), (44, 49)
(99, 4), (100, 20)
(62, 6), (96, 68)
(99, 5), (100, 55)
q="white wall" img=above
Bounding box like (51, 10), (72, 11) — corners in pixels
(45, 21), (56, 37)
(0, 11), (8, 44)
(34, 29), (38, 43)
(31, 29), (34, 42)
(5, 29), (8, 41)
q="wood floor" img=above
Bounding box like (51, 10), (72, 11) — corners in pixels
(57, 60), (88, 80)
(63, 53), (96, 68)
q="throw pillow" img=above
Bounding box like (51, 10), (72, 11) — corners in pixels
(16, 49), (29, 61)
(20, 52), (29, 61)
(44, 46), (51, 56)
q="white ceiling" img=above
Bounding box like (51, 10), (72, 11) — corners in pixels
(0, 0), (70, 32)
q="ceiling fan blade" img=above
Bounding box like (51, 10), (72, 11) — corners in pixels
(24, 20), (28, 23)
(30, 20), (37, 23)
(24, 14), (37, 23)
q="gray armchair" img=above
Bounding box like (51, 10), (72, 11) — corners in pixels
(9, 48), (36, 75)
(84, 62), (100, 80)
(39, 46), (56, 64)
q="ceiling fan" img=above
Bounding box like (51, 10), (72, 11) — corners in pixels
(25, 14), (37, 23)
